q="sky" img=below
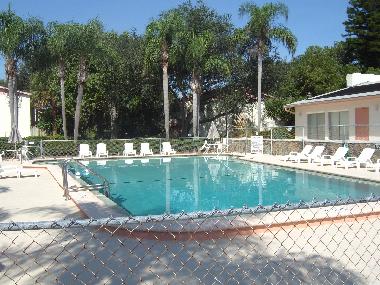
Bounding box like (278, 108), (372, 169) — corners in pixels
(0, 0), (349, 80)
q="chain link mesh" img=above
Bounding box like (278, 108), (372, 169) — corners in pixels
(1, 197), (379, 284)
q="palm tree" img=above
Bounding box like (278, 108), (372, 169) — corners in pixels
(47, 22), (75, 140)
(71, 19), (103, 142)
(145, 11), (182, 140)
(239, 2), (297, 132)
(0, 8), (44, 140)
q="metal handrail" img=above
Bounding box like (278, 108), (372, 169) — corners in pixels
(60, 159), (111, 199)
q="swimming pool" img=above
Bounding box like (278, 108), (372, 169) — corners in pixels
(75, 156), (380, 216)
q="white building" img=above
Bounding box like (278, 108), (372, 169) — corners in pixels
(0, 86), (32, 137)
(285, 73), (380, 142)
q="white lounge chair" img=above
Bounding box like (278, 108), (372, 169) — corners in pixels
(161, 142), (176, 155)
(96, 143), (108, 158)
(315, 147), (349, 166)
(123, 143), (137, 156)
(79, 144), (92, 158)
(336, 148), (375, 170)
(367, 159), (380, 173)
(279, 145), (313, 161)
(200, 140), (211, 153)
(295, 145), (325, 163)
(0, 164), (19, 178)
(140, 143), (153, 156)
(18, 167), (39, 178)
(0, 164), (38, 178)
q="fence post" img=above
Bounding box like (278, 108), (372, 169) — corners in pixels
(302, 127), (305, 149)
(244, 128), (248, 155)
(270, 128), (273, 155)
(40, 140), (43, 158)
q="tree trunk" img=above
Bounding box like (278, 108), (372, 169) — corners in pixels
(162, 48), (170, 140)
(6, 58), (16, 134)
(59, 60), (68, 140)
(110, 104), (118, 138)
(257, 52), (263, 133)
(73, 58), (87, 142)
(191, 70), (201, 137)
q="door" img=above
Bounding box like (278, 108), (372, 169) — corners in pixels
(355, 107), (369, 141)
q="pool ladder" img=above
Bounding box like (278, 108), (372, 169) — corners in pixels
(60, 159), (111, 199)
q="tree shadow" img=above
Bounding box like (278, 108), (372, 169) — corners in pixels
(0, 217), (374, 284)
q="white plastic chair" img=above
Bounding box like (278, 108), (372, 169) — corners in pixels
(161, 142), (176, 155)
(279, 145), (313, 161)
(96, 143), (108, 158)
(296, 145), (325, 163)
(316, 147), (349, 166)
(79, 144), (92, 158)
(123, 143), (137, 156)
(140, 143), (153, 156)
(251, 136), (263, 154)
(200, 140), (210, 153)
(336, 148), (375, 169)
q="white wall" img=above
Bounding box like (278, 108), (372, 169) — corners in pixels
(294, 95), (380, 142)
(0, 90), (31, 138)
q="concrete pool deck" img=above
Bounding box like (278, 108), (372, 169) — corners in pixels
(0, 161), (82, 222)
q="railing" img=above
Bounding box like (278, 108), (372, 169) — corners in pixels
(60, 159), (111, 199)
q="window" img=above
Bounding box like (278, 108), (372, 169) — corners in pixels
(307, 113), (325, 140)
(328, 111), (349, 140)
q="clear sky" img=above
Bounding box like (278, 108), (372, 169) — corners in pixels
(0, 0), (349, 80)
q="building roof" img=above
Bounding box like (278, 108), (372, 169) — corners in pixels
(0, 85), (31, 97)
(285, 82), (380, 108)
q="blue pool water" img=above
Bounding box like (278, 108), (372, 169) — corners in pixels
(75, 156), (380, 216)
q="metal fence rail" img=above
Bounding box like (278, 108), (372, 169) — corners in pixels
(1, 197), (380, 284)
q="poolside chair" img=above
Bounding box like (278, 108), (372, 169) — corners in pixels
(279, 145), (313, 161)
(140, 143), (153, 156)
(336, 148), (375, 170)
(295, 145), (325, 163)
(200, 140), (211, 153)
(79, 144), (92, 158)
(17, 167), (39, 178)
(367, 159), (380, 173)
(96, 143), (109, 158)
(0, 164), (19, 178)
(315, 147), (349, 166)
(161, 142), (176, 155)
(123, 143), (137, 156)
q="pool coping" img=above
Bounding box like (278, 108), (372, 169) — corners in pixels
(31, 153), (380, 237)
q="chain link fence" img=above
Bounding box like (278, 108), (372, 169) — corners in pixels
(1, 196), (380, 284)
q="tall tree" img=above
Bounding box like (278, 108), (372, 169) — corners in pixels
(344, 0), (380, 68)
(239, 2), (297, 132)
(174, 1), (232, 137)
(47, 22), (76, 139)
(0, 8), (44, 139)
(145, 11), (183, 139)
(72, 19), (103, 141)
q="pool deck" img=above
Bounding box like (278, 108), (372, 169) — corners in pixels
(241, 153), (380, 183)
(0, 161), (82, 222)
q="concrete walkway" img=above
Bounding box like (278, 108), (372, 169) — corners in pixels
(0, 161), (82, 222)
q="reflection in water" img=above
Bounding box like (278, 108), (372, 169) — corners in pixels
(82, 157), (380, 216)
